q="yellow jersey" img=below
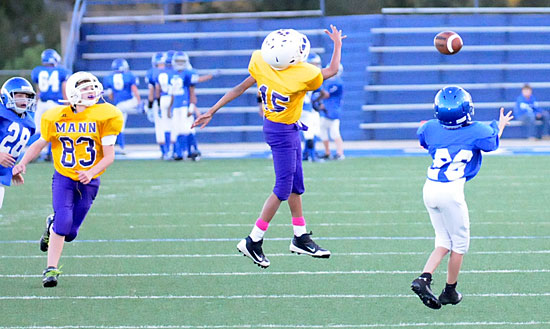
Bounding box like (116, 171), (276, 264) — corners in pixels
(248, 50), (323, 124)
(41, 103), (124, 181)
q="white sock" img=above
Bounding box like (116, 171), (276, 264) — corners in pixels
(293, 225), (307, 237)
(250, 225), (266, 242)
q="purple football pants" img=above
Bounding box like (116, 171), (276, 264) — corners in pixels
(263, 118), (305, 201)
(51, 171), (100, 242)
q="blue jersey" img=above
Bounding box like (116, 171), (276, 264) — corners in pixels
(0, 105), (36, 186)
(31, 66), (71, 103)
(322, 77), (343, 120)
(157, 67), (176, 97)
(103, 72), (138, 105)
(302, 91), (314, 112)
(514, 94), (539, 117)
(169, 70), (195, 108)
(145, 67), (161, 88)
(417, 119), (500, 182)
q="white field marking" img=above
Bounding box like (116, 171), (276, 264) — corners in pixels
(2, 293), (550, 301)
(3, 249), (550, 260)
(3, 235), (550, 245)
(4, 322), (550, 329)
(2, 269), (550, 279)
(125, 221), (550, 229)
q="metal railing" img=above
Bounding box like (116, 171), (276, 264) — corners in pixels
(64, 0), (88, 71)
(382, 7), (550, 14)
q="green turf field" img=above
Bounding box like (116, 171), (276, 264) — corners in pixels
(1, 156), (550, 328)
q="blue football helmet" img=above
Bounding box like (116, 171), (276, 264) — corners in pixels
(111, 58), (129, 72)
(434, 86), (474, 127)
(307, 52), (322, 68)
(164, 50), (176, 67)
(41, 49), (61, 66)
(151, 52), (165, 67)
(1, 77), (37, 114)
(172, 51), (189, 71)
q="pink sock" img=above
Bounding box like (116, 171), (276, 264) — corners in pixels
(292, 216), (306, 226)
(255, 218), (269, 231)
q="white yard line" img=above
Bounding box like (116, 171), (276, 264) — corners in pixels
(2, 269), (550, 279)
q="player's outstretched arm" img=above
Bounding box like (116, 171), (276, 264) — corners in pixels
(322, 24), (346, 80)
(12, 138), (49, 177)
(498, 107), (514, 138)
(192, 75), (256, 129)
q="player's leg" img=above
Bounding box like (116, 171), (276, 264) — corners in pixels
(319, 117), (331, 159)
(171, 107), (183, 160)
(159, 95), (172, 159)
(438, 180), (469, 305)
(43, 172), (76, 287)
(287, 133), (330, 257)
(65, 178), (100, 243)
(330, 119), (345, 159)
(411, 179), (449, 309)
(153, 102), (166, 158)
(0, 185), (4, 209)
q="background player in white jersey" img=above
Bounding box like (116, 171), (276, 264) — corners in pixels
(411, 86), (513, 309)
(319, 63), (345, 160)
(299, 52), (326, 162)
(103, 58), (141, 154)
(156, 50), (176, 160)
(0, 77), (36, 208)
(31, 49), (70, 160)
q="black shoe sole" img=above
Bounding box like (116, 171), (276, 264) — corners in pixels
(290, 250), (331, 258)
(42, 278), (57, 288)
(411, 283), (442, 309)
(440, 296), (462, 305)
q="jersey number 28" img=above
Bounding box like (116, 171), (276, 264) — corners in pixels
(428, 148), (473, 181)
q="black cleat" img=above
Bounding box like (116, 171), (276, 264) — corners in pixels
(188, 151), (201, 162)
(39, 214), (54, 252)
(411, 277), (442, 309)
(439, 288), (463, 305)
(237, 236), (270, 268)
(289, 232), (331, 258)
(42, 266), (62, 288)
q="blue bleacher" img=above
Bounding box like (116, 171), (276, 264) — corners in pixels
(75, 11), (550, 143)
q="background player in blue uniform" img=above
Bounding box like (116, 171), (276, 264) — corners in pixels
(156, 51), (176, 160)
(145, 52), (164, 123)
(167, 51), (197, 160)
(0, 77), (36, 208)
(299, 52), (326, 162)
(103, 58), (141, 154)
(319, 64), (345, 160)
(31, 49), (70, 160)
(411, 86), (513, 309)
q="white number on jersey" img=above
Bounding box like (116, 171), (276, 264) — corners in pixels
(158, 73), (170, 93)
(428, 148), (473, 181)
(113, 73), (125, 91)
(0, 122), (31, 157)
(38, 70), (60, 93)
(169, 76), (185, 96)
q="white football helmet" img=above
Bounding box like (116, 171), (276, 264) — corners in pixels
(261, 29), (310, 70)
(65, 72), (103, 107)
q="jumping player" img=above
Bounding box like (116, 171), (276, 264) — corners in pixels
(13, 72), (123, 287)
(193, 25), (345, 268)
(411, 86), (513, 309)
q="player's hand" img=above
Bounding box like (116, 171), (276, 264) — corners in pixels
(0, 153), (16, 168)
(12, 163), (26, 176)
(76, 170), (93, 185)
(324, 24), (347, 47)
(192, 112), (213, 129)
(499, 107), (514, 127)
(11, 173), (24, 186)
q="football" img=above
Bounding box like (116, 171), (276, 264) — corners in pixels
(434, 31), (463, 55)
